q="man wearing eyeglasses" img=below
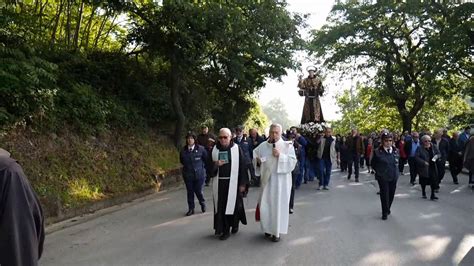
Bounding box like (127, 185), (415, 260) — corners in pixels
(372, 133), (399, 220)
(210, 128), (249, 240)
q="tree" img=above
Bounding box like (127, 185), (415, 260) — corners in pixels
(262, 98), (294, 131)
(123, 1), (304, 147)
(332, 85), (470, 134)
(309, 1), (473, 132)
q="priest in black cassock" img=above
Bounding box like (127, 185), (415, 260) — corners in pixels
(211, 128), (249, 240)
(0, 148), (45, 266)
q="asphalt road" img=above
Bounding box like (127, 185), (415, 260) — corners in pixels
(41, 167), (474, 266)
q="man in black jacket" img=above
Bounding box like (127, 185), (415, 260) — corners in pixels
(372, 133), (399, 220)
(448, 132), (463, 184)
(0, 148), (45, 266)
(432, 129), (450, 189)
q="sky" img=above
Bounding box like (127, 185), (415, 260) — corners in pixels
(258, 0), (349, 123)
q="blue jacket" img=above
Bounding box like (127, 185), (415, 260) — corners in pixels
(233, 136), (252, 163)
(372, 147), (399, 182)
(296, 135), (308, 160)
(180, 145), (208, 181)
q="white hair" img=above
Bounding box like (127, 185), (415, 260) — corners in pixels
(421, 135), (431, 142)
(269, 123), (282, 132)
(219, 128), (232, 136)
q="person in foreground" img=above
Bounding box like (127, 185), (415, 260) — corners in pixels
(371, 133), (399, 220)
(211, 128), (249, 240)
(253, 124), (297, 242)
(0, 148), (45, 266)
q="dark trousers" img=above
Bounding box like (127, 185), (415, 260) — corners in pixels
(469, 171), (473, 184)
(319, 158), (332, 187)
(290, 172), (297, 209)
(348, 154), (360, 180)
(340, 160), (348, 172)
(398, 157), (407, 173)
(360, 155), (365, 168)
(408, 157), (417, 183)
(448, 157), (463, 183)
(185, 177), (205, 210)
(421, 183), (436, 197)
(305, 157), (313, 182)
(437, 160), (446, 185)
(377, 178), (397, 216)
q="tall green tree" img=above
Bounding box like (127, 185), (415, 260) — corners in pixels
(332, 85), (470, 134)
(309, 1), (472, 132)
(262, 98), (295, 131)
(122, 0), (304, 147)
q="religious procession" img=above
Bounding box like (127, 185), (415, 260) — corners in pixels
(178, 66), (474, 243)
(2, 1), (473, 265)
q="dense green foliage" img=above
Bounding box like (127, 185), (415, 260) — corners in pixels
(331, 85), (470, 135)
(0, 1), (303, 216)
(0, 1), (303, 138)
(309, 1), (473, 132)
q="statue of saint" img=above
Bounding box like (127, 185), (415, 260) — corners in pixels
(297, 66), (325, 124)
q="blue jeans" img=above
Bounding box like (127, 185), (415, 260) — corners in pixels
(305, 157), (315, 181)
(296, 156), (306, 187)
(314, 157), (322, 182)
(319, 158), (332, 187)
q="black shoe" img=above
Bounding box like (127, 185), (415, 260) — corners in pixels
(377, 191), (380, 195)
(454, 181), (459, 185)
(271, 235), (280, 242)
(422, 194), (427, 199)
(219, 234), (230, 240)
(355, 179), (359, 183)
(347, 175), (351, 180)
(303, 180), (308, 184)
(434, 189), (439, 193)
(430, 195), (439, 201)
(410, 182), (415, 186)
(387, 210), (391, 216)
(186, 209), (194, 216)
(289, 208), (294, 214)
(201, 204), (206, 213)
(231, 227), (239, 234)
(382, 215), (387, 220)
(264, 233), (271, 239)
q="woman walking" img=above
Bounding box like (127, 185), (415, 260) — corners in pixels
(415, 135), (441, 200)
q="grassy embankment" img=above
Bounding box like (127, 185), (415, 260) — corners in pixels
(1, 129), (180, 218)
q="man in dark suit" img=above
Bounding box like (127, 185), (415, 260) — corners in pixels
(372, 133), (399, 220)
(404, 131), (420, 185)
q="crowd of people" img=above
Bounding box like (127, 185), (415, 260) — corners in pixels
(180, 124), (474, 240)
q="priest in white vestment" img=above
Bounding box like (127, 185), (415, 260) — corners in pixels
(253, 124), (297, 242)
